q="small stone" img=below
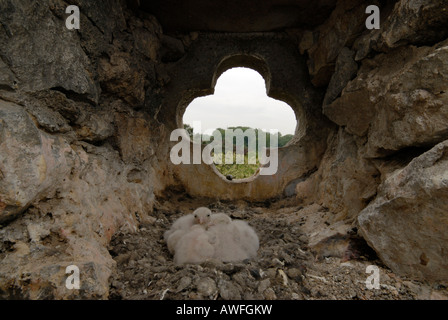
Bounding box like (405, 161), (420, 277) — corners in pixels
(258, 279), (271, 293)
(230, 211), (245, 219)
(243, 292), (256, 300)
(264, 268), (277, 279)
(176, 276), (192, 292)
(381, 273), (391, 282)
(219, 280), (241, 300)
(286, 268), (303, 280)
(430, 291), (448, 300)
(403, 281), (420, 294)
(348, 289), (357, 298)
(249, 268), (261, 279)
(196, 277), (217, 297)
(188, 292), (202, 300)
(310, 287), (321, 297)
(291, 293), (302, 300)
(278, 269), (289, 286)
(232, 272), (247, 288)
(264, 288), (277, 300)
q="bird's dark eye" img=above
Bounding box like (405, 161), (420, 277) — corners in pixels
(194, 214), (197, 218)
(207, 214), (210, 217)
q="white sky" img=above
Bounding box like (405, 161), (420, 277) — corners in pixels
(183, 67), (297, 135)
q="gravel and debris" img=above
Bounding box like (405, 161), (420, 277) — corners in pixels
(108, 191), (448, 300)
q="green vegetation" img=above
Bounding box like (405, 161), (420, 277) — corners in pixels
(183, 124), (294, 179)
(214, 152), (261, 180)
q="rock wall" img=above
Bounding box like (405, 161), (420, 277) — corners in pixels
(0, 0), (447, 298)
(0, 0), (166, 298)
(298, 0), (448, 282)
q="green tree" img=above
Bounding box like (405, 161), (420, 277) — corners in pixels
(182, 124), (294, 179)
(183, 123), (193, 138)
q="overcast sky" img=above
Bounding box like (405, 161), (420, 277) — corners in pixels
(183, 68), (297, 135)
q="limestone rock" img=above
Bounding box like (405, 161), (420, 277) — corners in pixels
(0, 58), (17, 90)
(0, 0), (99, 102)
(98, 52), (146, 107)
(196, 277), (217, 297)
(304, 0), (372, 87)
(131, 23), (162, 61)
(311, 128), (380, 220)
(322, 47), (358, 106)
(358, 139), (448, 282)
(324, 39), (448, 157)
(160, 35), (186, 63)
(0, 100), (75, 223)
(218, 280), (241, 300)
(355, 0), (448, 60)
(115, 113), (155, 165)
(75, 109), (115, 143)
(24, 102), (72, 134)
(366, 42), (448, 156)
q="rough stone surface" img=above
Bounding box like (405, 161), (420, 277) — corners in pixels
(107, 195), (447, 300)
(301, 0), (376, 87)
(322, 47), (358, 106)
(324, 40), (448, 156)
(0, 100), (75, 223)
(301, 128), (380, 221)
(355, 0), (448, 60)
(0, 0), (99, 103)
(1, 0), (448, 299)
(0, 0), (162, 299)
(136, 0), (338, 32)
(358, 140), (448, 282)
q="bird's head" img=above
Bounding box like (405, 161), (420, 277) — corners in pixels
(193, 207), (212, 225)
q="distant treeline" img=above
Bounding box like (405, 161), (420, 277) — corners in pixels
(183, 124), (294, 152)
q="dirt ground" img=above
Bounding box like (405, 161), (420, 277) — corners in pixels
(108, 190), (448, 300)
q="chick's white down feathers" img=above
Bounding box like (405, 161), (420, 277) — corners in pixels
(164, 207), (259, 265)
(163, 207), (212, 254)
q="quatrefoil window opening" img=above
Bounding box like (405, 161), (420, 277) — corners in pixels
(182, 67), (297, 179)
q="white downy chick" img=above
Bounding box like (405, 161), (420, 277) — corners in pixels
(163, 214), (194, 245)
(173, 224), (215, 265)
(207, 222), (248, 262)
(166, 229), (185, 254)
(164, 207), (212, 255)
(165, 207), (259, 265)
(231, 220), (260, 258)
(192, 207), (212, 225)
(208, 212), (232, 227)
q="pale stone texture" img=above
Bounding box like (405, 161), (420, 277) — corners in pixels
(1, 0), (448, 299)
(0, 0), (162, 299)
(358, 140), (448, 282)
(296, 128), (379, 221)
(0, 0), (100, 102)
(324, 40), (448, 157)
(355, 0), (448, 60)
(0, 100), (75, 223)
(301, 0), (376, 87)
